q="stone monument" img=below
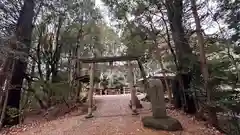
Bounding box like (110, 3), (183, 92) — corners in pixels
(142, 78), (183, 131)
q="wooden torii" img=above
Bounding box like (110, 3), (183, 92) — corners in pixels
(78, 55), (149, 118)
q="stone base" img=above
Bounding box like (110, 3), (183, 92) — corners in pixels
(132, 110), (139, 115)
(85, 114), (94, 119)
(142, 116), (183, 131)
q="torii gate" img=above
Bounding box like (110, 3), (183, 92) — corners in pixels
(78, 55), (149, 118)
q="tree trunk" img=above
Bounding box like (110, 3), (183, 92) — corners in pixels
(0, 58), (14, 105)
(74, 22), (85, 102)
(190, 0), (210, 103)
(20, 61), (36, 123)
(157, 55), (172, 102)
(6, 0), (35, 126)
(67, 50), (72, 84)
(0, 82), (10, 129)
(137, 60), (150, 101)
(0, 58), (12, 88)
(190, 0), (217, 127)
(75, 46), (82, 102)
(160, 10), (179, 69)
(51, 16), (63, 83)
(36, 24), (45, 80)
(0, 60), (14, 129)
(46, 61), (52, 107)
(164, 0), (197, 113)
(51, 67), (58, 83)
(165, 0), (193, 72)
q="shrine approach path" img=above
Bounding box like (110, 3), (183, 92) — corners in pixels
(17, 94), (171, 135)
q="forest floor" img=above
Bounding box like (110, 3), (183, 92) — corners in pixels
(0, 94), (223, 135)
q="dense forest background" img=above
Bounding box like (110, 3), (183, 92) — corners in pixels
(0, 0), (239, 134)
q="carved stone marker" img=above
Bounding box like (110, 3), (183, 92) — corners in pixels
(148, 79), (167, 118)
(142, 78), (183, 131)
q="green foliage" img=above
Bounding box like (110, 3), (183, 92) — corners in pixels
(29, 79), (72, 108)
(112, 75), (124, 88)
(215, 0), (240, 43)
(121, 27), (148, 55)
(102, 0), (154, 56)
(6, 107), (19, 119)
(101, 75), (109, 89)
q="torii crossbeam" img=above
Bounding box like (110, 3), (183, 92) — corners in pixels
(78, 55), (140, 63)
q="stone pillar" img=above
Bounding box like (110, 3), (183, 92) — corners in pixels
(142, 78), (183, 131)
(85, 63), (95, 118)
(148, 79), (166, 118)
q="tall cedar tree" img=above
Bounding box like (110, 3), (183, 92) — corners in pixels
(5, 0), (35, 126)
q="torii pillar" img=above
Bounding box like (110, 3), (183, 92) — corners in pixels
(128, 61), (139, 115)
(85, 63), (95, 118)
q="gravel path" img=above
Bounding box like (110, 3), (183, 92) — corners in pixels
(14, 94), (223, 135)
(17, 94), (170, 135)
